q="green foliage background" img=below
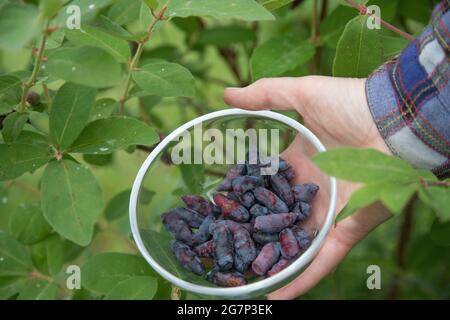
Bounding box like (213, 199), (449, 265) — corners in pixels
(0, 0), (449, 300)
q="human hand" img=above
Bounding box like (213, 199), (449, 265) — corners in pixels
(224, 76), (393, 299)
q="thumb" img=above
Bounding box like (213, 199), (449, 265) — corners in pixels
(224, 77), (316, 112)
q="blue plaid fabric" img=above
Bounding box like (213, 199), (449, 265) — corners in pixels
(366, 0), (450, 179)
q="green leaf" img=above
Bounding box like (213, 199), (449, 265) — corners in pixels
(139, 187), (155, 205)
(380, 183), (418, 213)
(0, 74), (21, 95)
(2, 112), (28, 144)
(139, 2), (155, 30)
(0, 86), (22, 116)
(179, 164), (205, 194)
(251, 34), (314, 79)
(337, 183), (385, 222)
(167, 0), (275, 21)
(56, 0), (113, 25)
(105, 189), (131, 221)
(83, 153), (114, 166)
(418, 186), (450, 222)
(382, 35), (408, 59)
(369, 0), (400, 23)
(132, 61), (195, 97)
(15, 126), (50, 147)
(0, 277), (28, 299)
(142, 0), (159, 10)
(171, 17), (202, 35)
(66, 26), (131, 63)
(8, 203), (52, 245)
(312, 148), (420, 183)
(261, 0), (294, 11)
(97, 15), (147, 41)
(49, 83), (97, 150)
(104, 276), (158, 300)
(39, 0), (65, 18)
(340, 0), (369, 6)
(333, 15), (384, 77)
(429, 219), (450, 247)
(69, 117), (159, 154)
(89, 98), (118, 122)
(82, 252), (155, 294)
(320, 5), (356, 48)
(108, 0), (141, 25)
(45, 46), (122, 88)
(0, 143), (52, 181)
(0, 4), (39, 50)
(17, 279), (57, 300)
(398, 0), (431, 24)
(197, 26), (256, 46)
(140, 229), (192, 279)
(29, 111), (50, 135)
(45, 28), (65, 50)
(30, 234), (65, 276)
(41, 159), (103, 246)
(0, 231), (33, 277)
(63, 239), (85, 262)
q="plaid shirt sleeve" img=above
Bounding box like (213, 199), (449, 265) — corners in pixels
(366, 0), (450, 179)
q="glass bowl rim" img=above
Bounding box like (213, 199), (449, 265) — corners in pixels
(129, 108), (337, 298)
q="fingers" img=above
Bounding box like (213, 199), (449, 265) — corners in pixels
(267, 203), (391, 300)
(268, 228), (350, 300)
(224, 77), (311, 112)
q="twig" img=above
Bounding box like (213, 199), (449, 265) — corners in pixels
(218, 48), (247, 86)
(5, 180), (40, 195)
(419, 177), (450, 188)
(312, 0), (320, 42)
(19, 20), (51, 113)
(319, 0), (328, 21)
(388, 194), (416, 299)
(30, 270), (73, 297)
(310, 0), (324, 74)
(42, 83), (52, 110)
(119, 3), (170, 114)
(345, 0), (414, 41)
(138, 98), (151, 124)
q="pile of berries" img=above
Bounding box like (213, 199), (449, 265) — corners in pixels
(161, 156), (319, 287)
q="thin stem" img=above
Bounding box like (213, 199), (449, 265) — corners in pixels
(419, 177), (450, 188)
(310, 0), (327, 74)
(388, 194), (416, 299)
(5, 180), (40, 195)
(42, 83), (52, 110)
(345, 0), (414, 41)
(19, 20), (51, 113)
(320, 0), (329, 21)
(119, 4), (169, 114)
(30, 270), (73, 297)
(312, 0), (319, 41)
(218, 47), (246, 86)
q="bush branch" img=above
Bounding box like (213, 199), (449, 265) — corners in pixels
(119, 4), (170, 114)
(419, 177), (450, 188)
(388, 194), (416, 299)
(345, 0), (414, 41)
(19, 20), (51, 113)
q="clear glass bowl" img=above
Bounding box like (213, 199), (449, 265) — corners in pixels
(129, 109), (337, 299)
